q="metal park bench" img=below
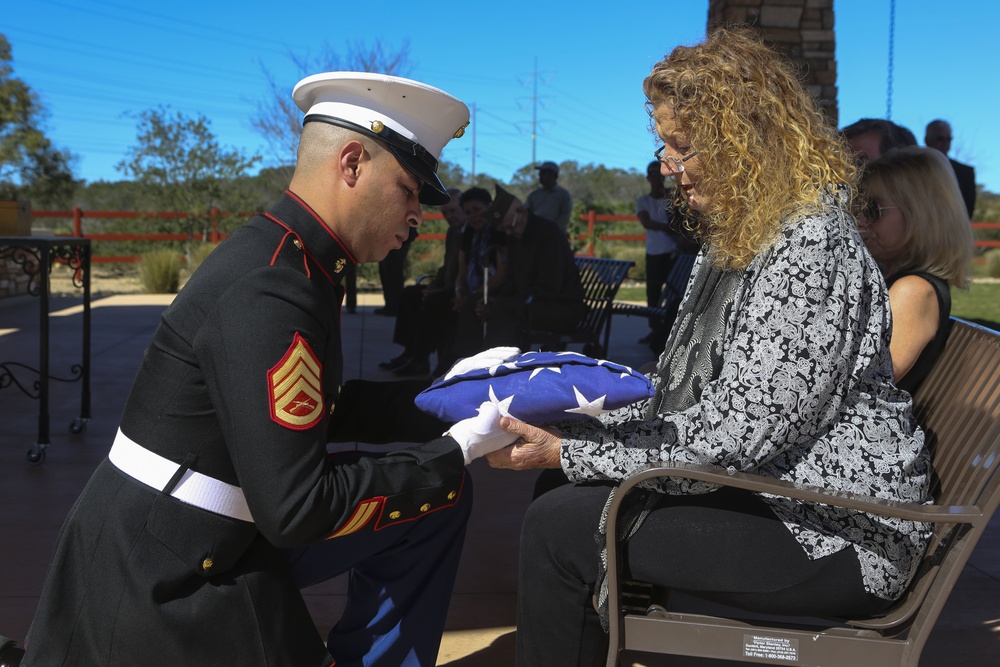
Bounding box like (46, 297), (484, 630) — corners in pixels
(521, 256), (634, 359)
(603, 318), (1000, 667)
(611, 252), (697, 325)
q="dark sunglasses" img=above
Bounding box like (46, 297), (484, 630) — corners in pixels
(854, 199), (900, 224)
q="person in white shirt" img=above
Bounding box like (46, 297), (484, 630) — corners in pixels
(636, 159), (680, 344)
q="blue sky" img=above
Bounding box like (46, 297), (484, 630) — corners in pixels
(7, 0), (1000, 193)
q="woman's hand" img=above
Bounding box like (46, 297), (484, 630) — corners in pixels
(486, 417), (563, 470)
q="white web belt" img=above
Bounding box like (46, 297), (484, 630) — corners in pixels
(109, 428), (254, 523)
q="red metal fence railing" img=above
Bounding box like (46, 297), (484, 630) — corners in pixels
(28, 207), (1000, 263)
(30, 207), (451, 263)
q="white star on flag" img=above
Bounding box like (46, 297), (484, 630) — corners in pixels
(488, 385), (514, 417)
(564, 386), (607, 416)
(528, 366), (562, 380)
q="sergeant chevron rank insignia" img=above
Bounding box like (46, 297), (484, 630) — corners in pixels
(268, 333), (324, 430)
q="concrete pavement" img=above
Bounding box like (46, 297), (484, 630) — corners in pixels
(1, 288), (997, 666)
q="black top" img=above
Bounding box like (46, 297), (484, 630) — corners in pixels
(888, 270), (952, 395)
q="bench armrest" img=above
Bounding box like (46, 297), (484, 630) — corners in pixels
(524, 292), (591, 307)
(611, 462), (983, 524)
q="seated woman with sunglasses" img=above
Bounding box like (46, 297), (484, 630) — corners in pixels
(856, 146), (973, 394)
(480, 28), (933, 666)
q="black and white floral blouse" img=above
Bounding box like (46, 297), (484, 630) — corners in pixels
(559, 194), (932, 602)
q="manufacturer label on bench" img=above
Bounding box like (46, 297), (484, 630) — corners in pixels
(743, 634), (798, 662)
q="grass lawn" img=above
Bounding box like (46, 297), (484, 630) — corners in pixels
(952, 280), (1000, 330)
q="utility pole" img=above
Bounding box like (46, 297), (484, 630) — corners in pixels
(532, 57), (538, 165)
(516, 58), (551, 165)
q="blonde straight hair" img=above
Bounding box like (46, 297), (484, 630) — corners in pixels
(862, 146), (973, 288)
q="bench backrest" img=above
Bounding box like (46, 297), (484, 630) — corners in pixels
(659, 252), (697, 309)
(605, 318), (1000, 666)
(846, 318), (1000, 635)
(571, 256), (634, 356)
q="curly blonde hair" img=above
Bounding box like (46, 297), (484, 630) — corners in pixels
(643, 28), (857, 269)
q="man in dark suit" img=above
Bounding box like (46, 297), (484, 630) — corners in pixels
(926, 119), (977, 219)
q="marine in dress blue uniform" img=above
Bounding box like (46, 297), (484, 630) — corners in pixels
(23, 73), (473, 667)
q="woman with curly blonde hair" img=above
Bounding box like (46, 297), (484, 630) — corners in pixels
(858, 146), (973, 393)
(643, 27), (857, 270)
(482, 28), (932, 666)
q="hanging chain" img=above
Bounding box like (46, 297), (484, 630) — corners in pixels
(886, 0), (896, 119)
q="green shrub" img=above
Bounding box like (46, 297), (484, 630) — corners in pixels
(139, 248), (181, 293)
(984, 249), (1000, 279)
(608, 244), (647, 281)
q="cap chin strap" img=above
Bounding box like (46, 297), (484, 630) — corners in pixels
(303, 114), (438, 174)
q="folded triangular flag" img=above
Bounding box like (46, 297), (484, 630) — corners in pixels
(415, 350), (654, 424)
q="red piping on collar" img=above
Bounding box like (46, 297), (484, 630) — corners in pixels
(263, 213), (341, 286)
(284, 190), (358, 264)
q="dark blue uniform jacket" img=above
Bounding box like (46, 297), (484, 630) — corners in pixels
(25, 192), (465, 666)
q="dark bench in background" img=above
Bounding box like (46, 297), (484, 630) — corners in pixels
(612, 252), (697, 352)
(521, 256), (634, 359)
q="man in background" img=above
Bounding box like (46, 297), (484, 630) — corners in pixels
(636, 159), (680, 345)
(841, 117), (917, 162)
(526, 160), (573, 234)
(925, 119), (977, 219)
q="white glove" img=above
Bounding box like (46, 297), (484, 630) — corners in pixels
(442, 346), (521, 381)
(447, 395), (519, 465)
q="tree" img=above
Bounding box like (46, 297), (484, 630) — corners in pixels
(508, 160), (644, 210)
(116, 106), (261, 251)
(250, 39), (414, 177)
(434, 160), (500, 192)
(0, 34), (77, 206)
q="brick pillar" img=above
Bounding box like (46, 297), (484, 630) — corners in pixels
(707, 0), (838, 127)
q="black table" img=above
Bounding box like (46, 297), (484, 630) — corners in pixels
(0, 237), (91, 463)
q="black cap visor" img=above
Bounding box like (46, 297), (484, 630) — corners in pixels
(304, 114), (450, 206)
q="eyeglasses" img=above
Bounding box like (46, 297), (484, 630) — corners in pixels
(855, 199), (900, 224)
(654, 145), (700, 174)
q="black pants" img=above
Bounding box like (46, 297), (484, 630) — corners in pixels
(517, 482), (891, 667)
(379, 234), (415, 313)
(392, 285), (457, 365)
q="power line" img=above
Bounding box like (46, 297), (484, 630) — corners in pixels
(886, 0), (896, 119)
